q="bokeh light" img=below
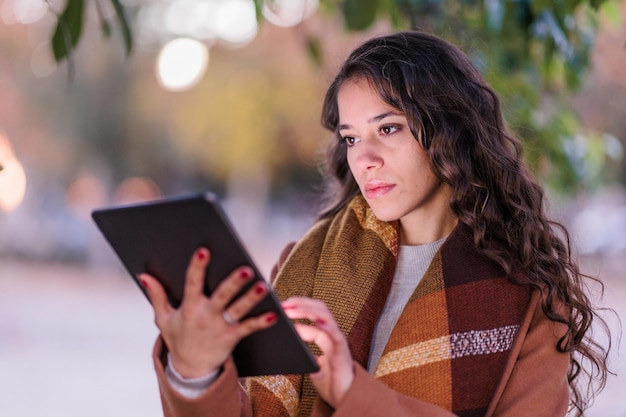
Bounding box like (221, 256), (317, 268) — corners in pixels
(1, 0), (47, 25)
(164, 0), (219, 41)
(114, 177), (162, 204)
(137, 0), (259, 51)
(262, 0), (319, 28)
(156, 37), (209, 91)
(213, 0), (258, 46)
(66, 173), (108, 220)
(0, 133), (27, 212)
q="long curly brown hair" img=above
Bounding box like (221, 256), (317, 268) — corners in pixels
(318, 31), (611, 416)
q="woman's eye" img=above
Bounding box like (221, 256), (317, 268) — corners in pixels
(380, 125), (399, 135)
(343, 136), (360, 147)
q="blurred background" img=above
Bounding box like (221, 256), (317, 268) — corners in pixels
(0, 0), (625, 416)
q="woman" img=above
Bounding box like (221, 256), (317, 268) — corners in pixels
(140, 31), (610, 416)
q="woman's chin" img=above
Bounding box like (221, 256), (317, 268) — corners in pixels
(368, 207), (401, 223)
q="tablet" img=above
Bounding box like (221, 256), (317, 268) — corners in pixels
(91, 192), (318, 377)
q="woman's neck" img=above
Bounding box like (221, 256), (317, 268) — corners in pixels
(399, 209), (458, 246)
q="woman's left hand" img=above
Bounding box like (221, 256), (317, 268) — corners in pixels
(281, 297), (354, 409)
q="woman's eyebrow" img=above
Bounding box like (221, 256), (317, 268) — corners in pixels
(338, 111), (404, 131)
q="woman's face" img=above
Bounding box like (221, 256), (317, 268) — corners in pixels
(337, 78), (456, 243)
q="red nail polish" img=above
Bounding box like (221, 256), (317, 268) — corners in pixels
(138, 278), (148, 287)
(254, 283), (266, 295)
(197, 249), (207, 260)
(316, 318), (326, 325)
(266, 312), (277, 323)
(240, 269), (252, 279)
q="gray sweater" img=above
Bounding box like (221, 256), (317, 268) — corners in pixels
(367, 237), (446, 373)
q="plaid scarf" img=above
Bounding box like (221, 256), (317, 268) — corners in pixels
(246, 196), (531, 417)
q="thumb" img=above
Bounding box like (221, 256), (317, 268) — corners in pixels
(138, 273), (173, 326)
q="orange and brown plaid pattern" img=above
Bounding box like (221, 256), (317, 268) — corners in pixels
(246, 195), (531, 417)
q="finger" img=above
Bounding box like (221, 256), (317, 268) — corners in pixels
(234, 311), (279, 339)
(292, 318), (349, 364)
(293, 322), (341, 347)
(182, 247), (210, 303)
(283, 298), (346, 348)
(294, 323), (352, 382)
(293, 324), (341, 378)
(282, 297), (336, 324)
(311, 319), (350, 353)
(282, 296), (328, 312)
(223, 281), (269, 322)
(138, 273), (173, 328)
(293, 323), (324, 343)
(292, 320), (354, 408)
(209, 266), (254, 311)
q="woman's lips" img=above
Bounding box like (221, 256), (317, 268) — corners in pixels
(364, 182), (395, 199)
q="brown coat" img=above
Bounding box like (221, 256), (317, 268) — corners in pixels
(153, 197), (570, 417)
(153, 289), (569, 417)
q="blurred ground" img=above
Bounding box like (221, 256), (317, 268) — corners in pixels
(0, 251), (624, 417)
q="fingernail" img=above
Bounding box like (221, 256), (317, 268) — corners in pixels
(254, 283), (266, 295)
(316, 318), (326, 325)
(240, 268), (252, 279)
(137, 275), (148, 287)
(282, 305), (295, 310)
(266, 312), (277, 323)
(197, 249), (208, 260)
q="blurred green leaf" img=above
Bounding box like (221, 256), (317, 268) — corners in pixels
(342, 0), (378, 30)
(110, 0), (132, 56)
(51, 0), (85, 62)
(306, 36), (323, 67)
(100, 18), (112, 38)
(589, 0), (607, 10)
(253, 0), (263, 23)
(95, 0), (112, 38)
(530, 0), (548, 15)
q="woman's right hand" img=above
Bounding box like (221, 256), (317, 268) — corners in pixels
(139, 247), (278, 379)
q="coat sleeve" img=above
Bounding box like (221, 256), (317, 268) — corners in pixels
(313, 292), (570, 417)
(153, 338), (253, 417)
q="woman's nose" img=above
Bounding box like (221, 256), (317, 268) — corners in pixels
(351, 139), (383, 171)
